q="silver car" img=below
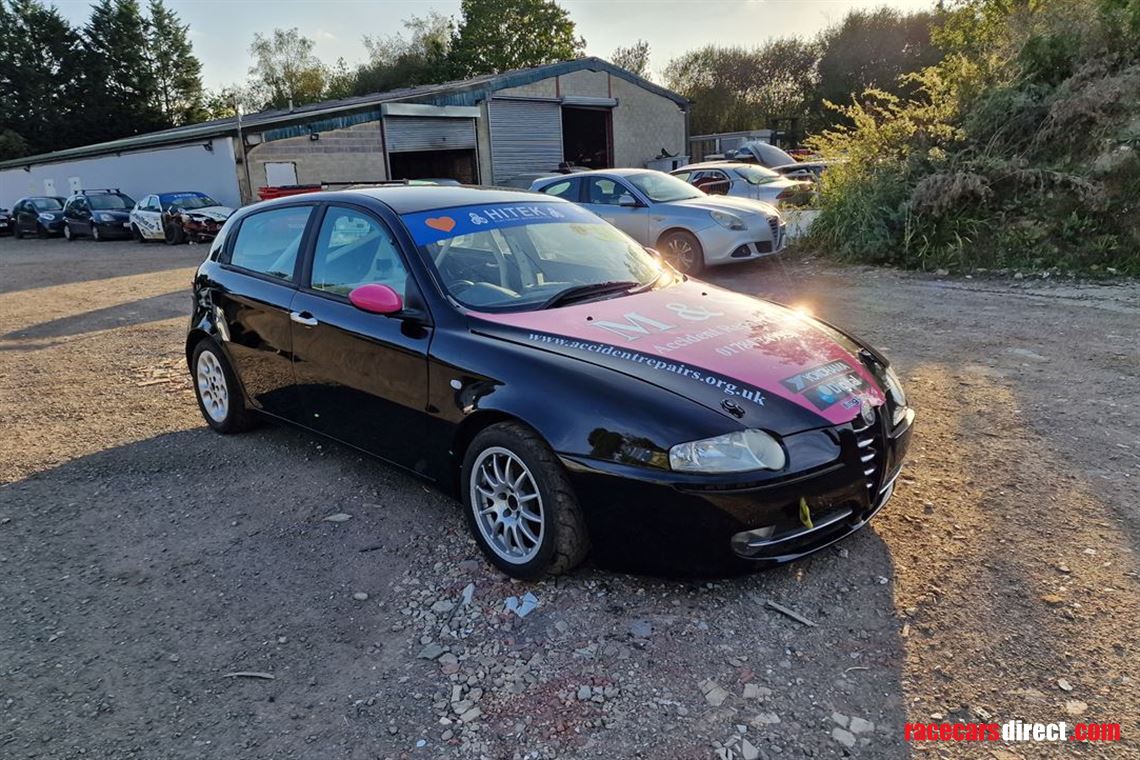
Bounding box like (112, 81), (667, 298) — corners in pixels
(671, 162), (814, 208)
(530, 169), (786, 275)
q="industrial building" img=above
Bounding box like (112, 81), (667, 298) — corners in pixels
(0, 58), (689, 208)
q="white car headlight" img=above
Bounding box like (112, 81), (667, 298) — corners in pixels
(669, 429), (786, 473)
(710, 210), (746, 231)
(38, 213), (56, 221)
(884, 366), (908, 424)
(96, 212), (116, 222)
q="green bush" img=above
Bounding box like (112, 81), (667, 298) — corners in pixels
(804, 0), (1140, 276)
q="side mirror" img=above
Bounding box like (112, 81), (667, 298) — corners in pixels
(349, 283), (403, 315)
(618, 194), (639, 208)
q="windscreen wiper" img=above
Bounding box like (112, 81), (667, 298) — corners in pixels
(538, 280), (641, 310)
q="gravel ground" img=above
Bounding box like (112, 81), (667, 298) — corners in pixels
(1, 237), (1137, 759)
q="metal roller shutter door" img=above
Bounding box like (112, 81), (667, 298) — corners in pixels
(384, 117), (476, 152)
(489, 99), (563, 183)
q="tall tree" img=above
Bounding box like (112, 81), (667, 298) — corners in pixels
(448, 0), (584, 77)
(814, 8), (941, 127)
(354, 11), (453, 94)
(146, 0), (205, 125)
(611, 39), (651, 78)
(81, 0), (164, 141)
(247, 27), (329, 110)
(664, 40), (819, 135)
(0, 0), (85, 155)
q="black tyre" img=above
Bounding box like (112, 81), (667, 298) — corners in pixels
(91, 224), (103, 242)
(36, 224), (49, 239)
(659, 229), (704, 275)
(461, 422), (590, 579)
(63, 223), (75, 241)
(13, 224), (22, 239)
(164, 222), (185, 245)
(191, 337), (257, 434)
(131, 224), (145, 242)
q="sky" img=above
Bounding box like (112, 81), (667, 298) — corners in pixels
(51, 0), (939, 90)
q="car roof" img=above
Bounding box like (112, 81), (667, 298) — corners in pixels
(257, 184), (569, 215)
(674, 161), (753, 171)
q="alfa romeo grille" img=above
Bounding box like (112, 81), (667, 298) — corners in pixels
(852, 410), (882, 493)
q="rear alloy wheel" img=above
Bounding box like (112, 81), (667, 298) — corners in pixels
(659, 230), (704, 275)
(191, 338), (256, 434)
(462, 423), (589, 579)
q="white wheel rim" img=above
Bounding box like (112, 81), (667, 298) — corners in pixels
(196, 350), (229, 423)
(666, 236), (697, 270)
(470, 447), (544, 564)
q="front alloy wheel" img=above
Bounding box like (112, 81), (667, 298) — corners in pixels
(91, 224), (102, 242)
(63, 223), (73, 241)
(462, 423), (589, 579)
(660, 230), (704, 275)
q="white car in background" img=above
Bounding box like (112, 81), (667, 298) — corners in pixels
(130, 191), (234, 244)
(671, 162), (815, 208)
(531, 168), (786, 275)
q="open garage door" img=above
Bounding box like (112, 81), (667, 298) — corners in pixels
(489, 99), (563, 185)
(385, 116), (478, 184)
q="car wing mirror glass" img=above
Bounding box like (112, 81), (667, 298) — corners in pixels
(349, 283), (403, 315)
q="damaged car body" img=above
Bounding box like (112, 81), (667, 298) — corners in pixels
(185, 186), (913, 578)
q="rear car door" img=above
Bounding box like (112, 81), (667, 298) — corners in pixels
(211, 203), (316, 418)
(581, 176), (650, 243)
(133, 195), (163, 239)
(289, 204), (433, 472)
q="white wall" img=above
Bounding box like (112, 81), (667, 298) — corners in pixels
(0, 137), (241, 209)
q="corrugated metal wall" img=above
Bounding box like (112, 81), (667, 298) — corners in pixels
(385, 117), (477, 152)
(488, 99), (563, 183)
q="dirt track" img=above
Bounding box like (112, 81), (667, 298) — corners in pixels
(1, 237), (1137, 759)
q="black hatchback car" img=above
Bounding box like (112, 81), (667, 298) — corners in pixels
(62, 189), (136, 241)
(187, 186), (913, 578)
(11, 196), (68, 237)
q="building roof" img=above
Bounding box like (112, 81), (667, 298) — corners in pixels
(0, 58), (688, 171)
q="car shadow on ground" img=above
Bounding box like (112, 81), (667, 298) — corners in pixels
(0, 291), (189, 343)
(0, 422), (913, 758)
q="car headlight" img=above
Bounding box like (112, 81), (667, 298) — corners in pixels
(96, 212), (117, 222)
(38, 213), (56, 221)
(884, 366), (908, 425)
(710, 210), (746, 231)
(669, 429), (786, 473)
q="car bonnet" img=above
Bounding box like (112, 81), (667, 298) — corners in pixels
(469, 279), (886, 431)
(667, 194), (777, 217)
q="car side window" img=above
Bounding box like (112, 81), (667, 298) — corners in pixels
(228, 205), (313, 282)
(540, 178), (578, 200)
(585, 177), (633, 206)
(310, 207), (408, 298)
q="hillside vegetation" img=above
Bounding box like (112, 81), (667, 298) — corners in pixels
(806, 0), (1140, 275)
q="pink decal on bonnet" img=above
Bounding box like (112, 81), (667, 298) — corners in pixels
(474, 280), (885, 425)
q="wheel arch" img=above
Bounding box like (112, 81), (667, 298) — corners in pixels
(449, 409), (536, 496)
(656, 226), (702, 250)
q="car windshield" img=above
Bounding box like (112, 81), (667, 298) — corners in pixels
(624, 172), (705, 203)
(734, 165), (781, 184)
(88, 194), (133, 210)
(164, 194), (219, 210)
(32, 198), (63, 211)
(403, 201), (668, 312)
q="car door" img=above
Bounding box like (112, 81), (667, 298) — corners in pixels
(288, 204), (434, 472)
(134, 196), (163, 239)
(210, 203), (316, 418)
(581, 176), (650, 243)
(13, 201), (29, 233)
(67, 197), (91, 233)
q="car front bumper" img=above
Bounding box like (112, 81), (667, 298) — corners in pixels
(94, 220), (133, 238)
(561, 407), (914, 572)
(696, 219), (788, 266)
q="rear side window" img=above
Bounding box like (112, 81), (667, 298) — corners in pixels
(539, 178), (579, 200)
(228, 205), (313, 282)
